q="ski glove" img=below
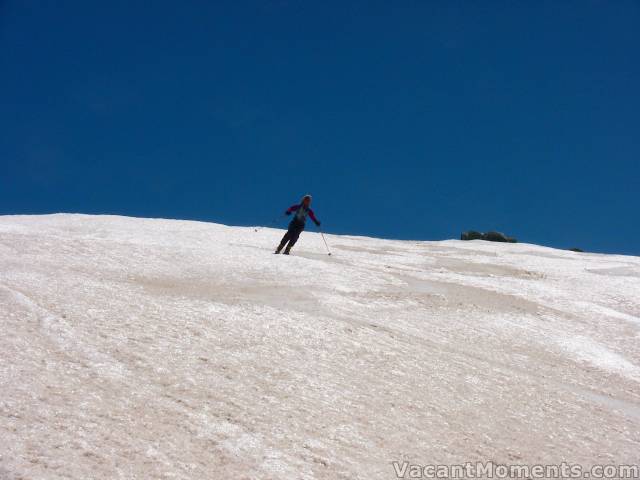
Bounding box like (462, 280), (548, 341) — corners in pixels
(285, 211), (291, 216)
(315, 221), (321, 227)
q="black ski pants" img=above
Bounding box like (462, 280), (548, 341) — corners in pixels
(278, 220), (305, 251)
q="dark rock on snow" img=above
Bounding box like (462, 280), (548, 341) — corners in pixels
(460, 230), (483, 241)
(461, 231), (517, 243)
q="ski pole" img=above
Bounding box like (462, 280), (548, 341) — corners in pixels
(319, 228), (332, 256)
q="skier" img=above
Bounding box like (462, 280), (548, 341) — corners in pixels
(275, 194), (321, 255)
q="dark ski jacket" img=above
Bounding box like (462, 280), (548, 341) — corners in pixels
(285, 204), (320, 226)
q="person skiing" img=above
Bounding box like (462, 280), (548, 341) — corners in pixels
(275, 194), (321, 255)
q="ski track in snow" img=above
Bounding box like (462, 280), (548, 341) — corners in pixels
(1, 214), (639, 479)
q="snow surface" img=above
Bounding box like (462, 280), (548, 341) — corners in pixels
(0, 214), (639, 479)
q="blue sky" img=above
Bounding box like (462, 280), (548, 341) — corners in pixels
(1, 1), (638, 254)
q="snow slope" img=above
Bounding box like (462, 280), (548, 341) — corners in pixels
(1, 214), (639, 479)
